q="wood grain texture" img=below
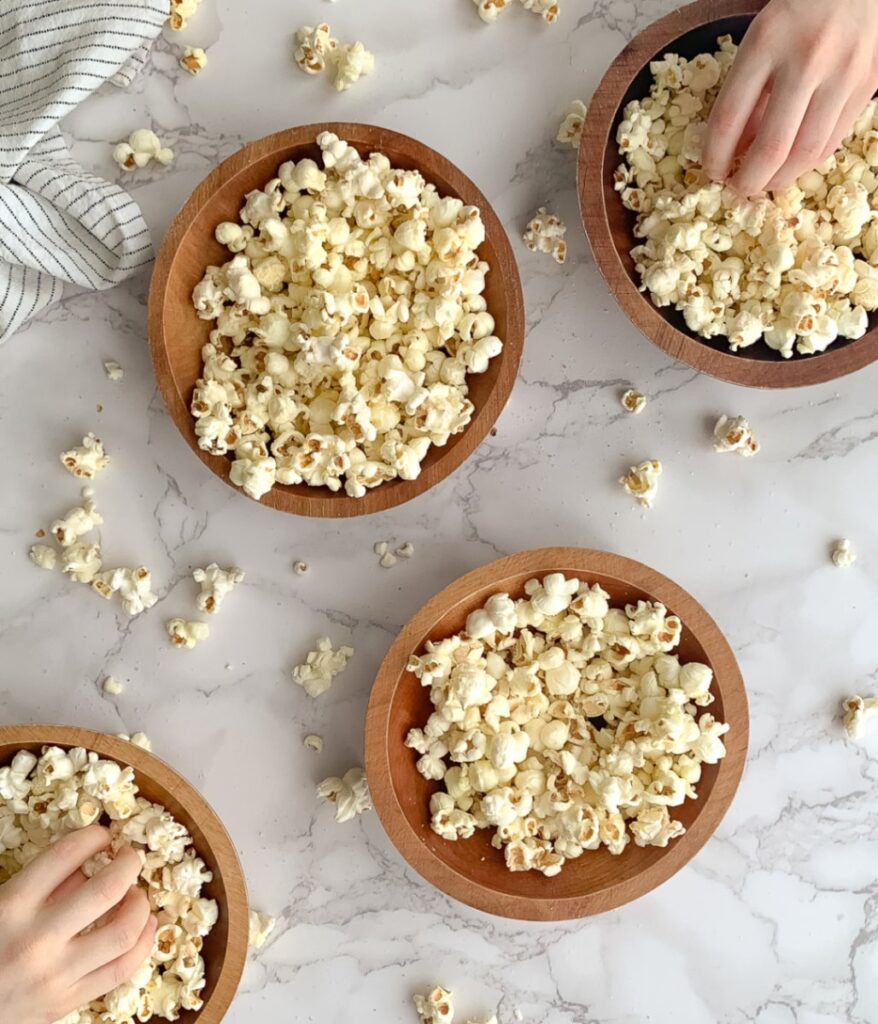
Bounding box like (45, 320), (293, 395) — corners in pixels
(148, 123), (525, 518)
(0, 726), (249, 1024)
(578, 0), (878, 388)
(365, 547), (749, 921)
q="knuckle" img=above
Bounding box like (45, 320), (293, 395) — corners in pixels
(757, 136), (789, 163)
(92, 871), (124, 905)
(114, 923), (138, 955)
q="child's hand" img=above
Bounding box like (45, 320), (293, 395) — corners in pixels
(0, 824), (156, 1024)
(702, 0), (878, 195)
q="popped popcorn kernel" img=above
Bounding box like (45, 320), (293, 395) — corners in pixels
(294, 23), (337, 75)
(180, 46), (208, 75)
(831, 538), (856, 568)
(620, 388), (646, 414)
(328, 40), (375, 92)
(60, 433), (109, 479)
(712, 415), (759, 456)
(842, 694), (878, 740)
(414, 986), (455, 1024)
(523, 207), (567, 264)
(248, 910), (277, 948)
(167, 618), (210, 649)
(303, 734), (324, 752)
(103, 675), (124, 695)
(619, 459), (662, 508)
(103, 360), (124, 381)
(292, 636), (354, 697)
(193, 563), (245, 614)
(557, 99), (587, 148)
(168, 0), (202, 30)
(113, 129), (173, 170)
(293, 560), (310, 575)
(29, 543), (57, 570)
(317, 766), (371, 822)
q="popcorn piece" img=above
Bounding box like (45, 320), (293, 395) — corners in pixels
(112, 129), (174, 170)
(167, 618), (210, 649)
(103, 676), (124, 696)
(60, 433), (109, 479)
(51, 497), (102, 547)
(712, 415), (759, 457)
(396, 541), (415, 559)
(248, 910), (277, 949)
(61, 542), (102, 583)
(317, 766), (371, 822)
(193, 563), (245, 614)
(92, 566), (158, 615)
(520, 0), (560, 24)
(620, 389), (646, 414)
(557, 100), (587, 148)
(28, 544), (57, 570)
(374, 541), (397, 568)
(118, 732), (152, 752)
(328, 41), (374, 92)
(293, 560), (310, 575)
(472, 0), (510, 22)
(619, 459), (662, 508)
(294, 23), (337, 74)
(180, 46), (208, 75)
(292, 636), (354, 697)
(414, 987), (454, 1024)
(169, 0), (202, 30)
(103, 360), (123, 381)
(523, 207), (567, 264)
(842, 694), (878, 740)
(831, 538), (856, 568)
(303, 734), (324, 753)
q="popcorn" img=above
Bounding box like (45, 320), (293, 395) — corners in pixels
(180, 46), (208, 75)
(557, 100), (587, 148)
(520, 0), (560, 23)
(472, 0), (510, 21)
(620, 389), (646, 414)
(118, 732), (152, 752)
(190, 134), (501, 501)
(619, 459), (662, 508)
(842, 694), (878, 740)
(167, 618), (210, 649)
(103, 675), (124, 695)
(396, 541), (415, 558)
(51, 497), (102, 547)
(248, 910), (277, 949)
(712, 414), (760, 456)
(328, 41), (374, 92)
(169, 0), (201, 30)
(193, 563), (245, 614)
(414, 987), (454, 1024)
(303, 734), (324, 752)
(374, 540), (397, 568)
(523, 207), (567, 264)
(28, 543), (57, 570)
(93, 566), (158, 615)
(408, 574), (726, 875)
(112, 129), (173, 171)
(317, 766), (372, 822)
(60, 433), (109, 479)
(292, 636), (354, 697)
(103, 360), (123, 381)
(61, 542), (102, 583)
(294, 23), (337, 75)
(831, 538), (856, 568)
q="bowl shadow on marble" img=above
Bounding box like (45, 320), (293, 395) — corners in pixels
(148, 122), (525, 518)
(0, 725), (249, 1024)
(578, 0), (878, 388)
(365, 548), (749, 921)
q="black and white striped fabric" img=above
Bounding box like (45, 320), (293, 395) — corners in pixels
(0, 0), (168, 342)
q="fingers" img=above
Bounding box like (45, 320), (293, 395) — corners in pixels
(48, 845), (142, 939)
(765, 83), (853, 189)
(44, 867), (89, 909)
(6, 825), (110, 906)
(68, 886), (152, 978)
(71, 913), (157, 1009)
(819, 84), (878, 164)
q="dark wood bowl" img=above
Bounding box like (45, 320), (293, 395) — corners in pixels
(148, 123), (525, 517)
(365, 548), (749, 921)
(578, 0), (878, 387)
(0, 726), (248, 1024)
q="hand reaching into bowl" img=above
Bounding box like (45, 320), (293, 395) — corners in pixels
(0, 825), (156, 1024)
(702, 0), (878, 196)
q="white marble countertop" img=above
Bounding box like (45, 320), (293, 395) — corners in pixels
(2, 1), (878, 1021)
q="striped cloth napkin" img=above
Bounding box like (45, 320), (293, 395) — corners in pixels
(0, 0), (169, 343)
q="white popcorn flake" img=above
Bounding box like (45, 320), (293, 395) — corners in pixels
(292, 636), (354, 697)
(118, 732), (152, 752)
(620, 389), (646, 414)
(831, 538), (856, 568)
(619, 459), (662, 508)
(842, 694), (878, 740)
(472, 0), (510, 21)
(103, 675), (124, 696)
(523, 207), (567, 264)
(396, 541), (415, 558)
(303, 734), (324, 753)
(317, 766), (371, 822)
(28, 543), (57, 570)
(294, 23), (337, 74)
(557, 100), (587, 148)
(180, 46), (208, 75)
(61, 542), (102, 583)
(169, 0), (202, 29)
(520, 0), (560, 24)
(414, 986), (455, 1024)
(167, 618), (211, 649)
(113, 129), (173, 171)
(293, 560), (310, 575)
(92, 566), (158, 615)
(103, 360), (124, 381)
(328, 40), (374, 92)
(193, 563), (245, 614)
(712, 415), (759, 456)
(248, 910), (277, 949)
(51, 496), (102, 547)
(60, 433), (109, 479)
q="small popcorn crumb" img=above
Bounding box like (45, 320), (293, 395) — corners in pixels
(29, 544), (57, 570)
(712, 414), (759, 456)
(396, 541), (415, 559)
(225, 663), (234, 671)
(842, 694), (878, 740)
(513, 1011), (523, 1022)
(293, 560), (310, 575)
(113, 129), (173, 171)
(831, 538), (856, 568)
(167, 618), (210, 649)
(303, 734), (324, 753)
(60, 433), (109, 479)
(380, 551), (397, 568)
(35, 528), (45, 538)
(103, 675), (124, 696)
(317, 767), (371, 822)
(103, 360), (123, 381)
(619, 459), (662, 508)
(523, 207), (567, 264)
(292, 637), (354, 697)
(620, 389), (647, 414)
(248, 910), (277, 949)
(180, 45), (208, 74)
(557, 99), (587, 147)
(118, 732), (151, 751)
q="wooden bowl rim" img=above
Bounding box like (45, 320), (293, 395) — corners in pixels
(0, 725), (249, 1024)
(364, 547), (749, 921)
(148, 121), (525, 518)
(577, 0), (878, 388)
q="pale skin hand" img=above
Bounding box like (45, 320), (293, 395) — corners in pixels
(0, 825), (157, 1024)
(702, 0), (878, 196)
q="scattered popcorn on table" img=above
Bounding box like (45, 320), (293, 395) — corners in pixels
(472, 0), (510, 22)
(407, 574), (727, 875)
(0, 745), (217, 1019)
(414, 986), (455, 1024)
(557, 99), (587, 148)
(169, 0), (202, 29)
(189, 132), (502, 501)
(51, 496), (102, 547)
(248, 910), (277, 949)
(193, 563), (245, 614)
(180, 45), (208, 75)
(113, 129), (174, 171)
(93, 566), (158, 615)
(317, 766), (372, 822)
(329, 40), (375, 91)
(396, 541), (415, 559)
(118, 732), (152, 752)
(293, 560), (310, 575)
(103, 675), (125, 696)
(303, 734), (324, 753)
(167, 618), (211, 649)
(520, 0), (560, 24)
(61, 542), (103, 583)
(294, 23), (337, 74)
(28, 543), (57, 570)
(60, 433), (109, 479)
(616, 35), (878, 356)
(620, 389), (647, 414)
(831, 538), (856, 568)
(712, 415), (759, 456)
(375, 541), (397, 568)
(842, 694), (878, 740)
(523, 207), (567, 264)
(103, 360), (123, 381)
(619, 459), (662, 508)
(292, 636), (354, 697)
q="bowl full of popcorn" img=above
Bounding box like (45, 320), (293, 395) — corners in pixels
(365, 548), (748, 920)
(148, 123), (524, 516)
(0, 725), (248, 1023)
(578, 0), (878, 387)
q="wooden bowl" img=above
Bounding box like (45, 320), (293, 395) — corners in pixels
(578, 0), (878, 388)
(148, 123), (525, 517)
(365, 548), (749, 920)
(0, 726), (248, 1024)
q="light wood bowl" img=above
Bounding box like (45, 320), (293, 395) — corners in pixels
(365, 548), (749, 921)
(148, 123), (525, 517)
(578, 0), (878, 388)
(0, 726), (248, 1024)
